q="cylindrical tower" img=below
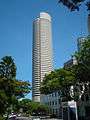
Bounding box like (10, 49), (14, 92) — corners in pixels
(32, 12), (53, 102)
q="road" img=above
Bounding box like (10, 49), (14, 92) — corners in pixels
(16, 117), (61, 120)
(16, 117), (32, 120)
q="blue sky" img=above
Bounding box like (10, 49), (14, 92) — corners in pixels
(0, 0), (88, 99)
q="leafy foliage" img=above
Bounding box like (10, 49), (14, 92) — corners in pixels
(16, 99), (49, 116)
(0, 56), (31, 116)
(74, 37), (90, 82)
(40, 37), (90, 102)
(40, 68), (75, 101)
(0, 90), (8, 114)
(58, 0), (90, 11)
(14, 80), (31, 98)
(71, 37), (90, 101)
(0, 56), (16, 79)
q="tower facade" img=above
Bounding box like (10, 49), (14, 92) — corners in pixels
(32, 12), (53, 102)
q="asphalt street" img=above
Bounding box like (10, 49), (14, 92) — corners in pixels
(16, 117), (61, 120)
(16, 117), (32, 120)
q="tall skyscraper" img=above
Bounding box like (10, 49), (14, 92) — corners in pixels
(32, 12), (53, 102)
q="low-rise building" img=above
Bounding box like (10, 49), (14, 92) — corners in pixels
(41, 91), (62, 118)
(64, 57), (77, 69)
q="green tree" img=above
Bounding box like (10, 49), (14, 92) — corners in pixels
(72, 36), (90, 100)
(40, 68), (75, 101)
(0, 89), (8, 115)
(40, 37), (90, 102)
(0, 56), (16, 115)
(58, 0), (90, 11)
(74, 36), (90, 82)
(0, 56), (16, 79)
(17, 99), (49, 116)
(0, 56), (31, 116)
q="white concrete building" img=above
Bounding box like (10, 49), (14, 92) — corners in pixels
(64, 56), (77, 69)
(32, 12), (53, 102)
(77, 37), (86, 51)
(42, 91), (62, 118)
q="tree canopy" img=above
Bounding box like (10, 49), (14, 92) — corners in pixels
(0, 56), (31, 116)
(74, 36), (90, 82)
(40, 36), (90, 102)
(40, 68), (75, 101)
(16, 99), (49, 116)
(58, 0), (90, 11)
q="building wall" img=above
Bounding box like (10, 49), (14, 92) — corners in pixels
(77, 37), (86, 51)
(42, 91), (62, 118)
(32, 12), (53, 102)
(32, 18), (41, 102)
(40, 18), (53, 82)
(64, 57), (77, 69)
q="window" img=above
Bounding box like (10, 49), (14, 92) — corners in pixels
(58, 99), (61, 104)
(50, 101), (51, 106)
(55, 101), (57, 105)
(58, 91), (61, 96)
(52, 101), (54, 105)
(55, 92), (57, 97)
